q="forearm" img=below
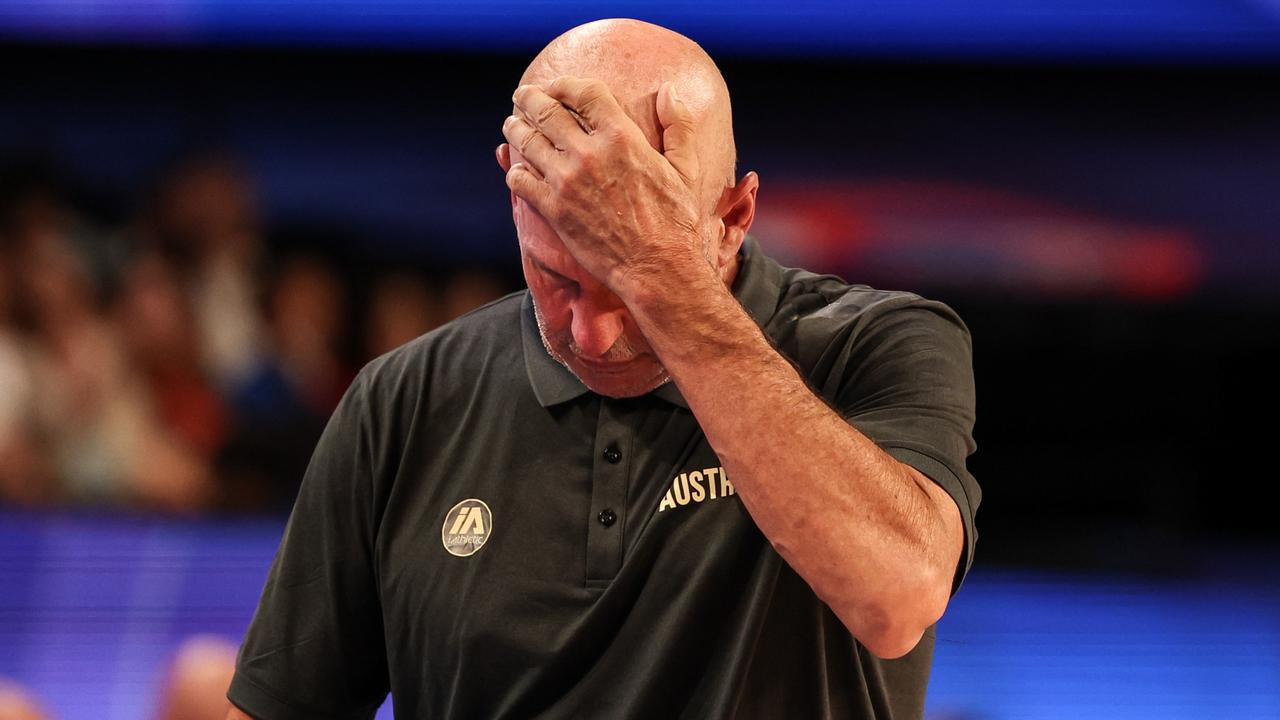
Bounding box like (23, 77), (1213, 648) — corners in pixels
(626, 263), (962, 658)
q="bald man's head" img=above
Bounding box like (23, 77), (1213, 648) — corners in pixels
(518, 19), (737, 211)
(503, 20), (759, 399)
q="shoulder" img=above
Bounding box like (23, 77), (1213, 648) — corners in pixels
(350, 290), (528, 409)
(769, 264), (970, 358)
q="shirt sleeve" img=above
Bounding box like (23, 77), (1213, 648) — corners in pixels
(831, 301), (981, 593)
(228, 369), (390, 720)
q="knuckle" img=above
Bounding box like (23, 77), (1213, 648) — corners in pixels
(534, 101), (561, 127)
(596, 124), (624, 143)
(578, 95), (600, 118)
(559, 165), (584, 191)
(516, 129), (538, 155)
(582, 84), (607, 109)
(549, 75), (574, 95)
(559, 163), (580, 187)
(571, 150), (596, 175)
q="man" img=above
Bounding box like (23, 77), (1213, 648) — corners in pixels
(228, 18), (978, 720)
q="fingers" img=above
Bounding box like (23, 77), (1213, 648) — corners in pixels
(498, 140), (544, 183)
(513, 84), (591, 147)
(502, 114), (559, 173)
(542, 76), (626, 132)
(656, 82), (699, 184)
(505, 161), (554, 216)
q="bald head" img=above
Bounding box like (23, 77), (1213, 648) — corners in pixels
(519, 19), (737, 209)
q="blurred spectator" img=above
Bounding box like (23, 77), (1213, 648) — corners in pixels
(3, 185), (128, 506)
(263, 254), (351, 413)
(115, 252), (228, 458)
(138, 153), (267, 391)
(441, 267), (506, 322)
(221, 254), (353, 511)
(109, 251), (224, 511)
(0, 680), (49, 720)
(1, 155), (507, 515)
(0, 161), (236, 512)
(365, 267), (510, 360)
(365, 269), (441, 358)
(0, 233), (51, 504)
(4, 186), (217, 511)
(154, 636), (238, 720)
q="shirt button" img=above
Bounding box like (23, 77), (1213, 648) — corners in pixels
(603, 444), (622, 464)
(597, 509), (617, 527)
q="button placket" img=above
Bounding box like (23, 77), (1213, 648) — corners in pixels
(585, 400), (631, 587)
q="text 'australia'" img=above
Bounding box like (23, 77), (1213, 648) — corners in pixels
(658, 466), (735, 512)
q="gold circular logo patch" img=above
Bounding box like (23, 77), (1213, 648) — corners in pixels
(441, 498), (493, 557)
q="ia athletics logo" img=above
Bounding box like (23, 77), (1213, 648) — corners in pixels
(441, 499), (493, 557)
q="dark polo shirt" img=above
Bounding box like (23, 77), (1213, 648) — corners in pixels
(228, 238), (980, 720)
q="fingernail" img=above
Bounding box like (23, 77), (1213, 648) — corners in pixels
(669, 85), (681, 104)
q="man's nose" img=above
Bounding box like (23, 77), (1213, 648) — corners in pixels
(570, 294), (627, 358)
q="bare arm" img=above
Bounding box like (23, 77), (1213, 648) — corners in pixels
(625, 266), (964, 659)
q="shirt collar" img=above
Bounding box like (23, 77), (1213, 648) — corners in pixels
(521, 235), (782, 409)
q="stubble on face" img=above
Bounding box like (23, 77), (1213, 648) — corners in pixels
(531, 297), (671, 398)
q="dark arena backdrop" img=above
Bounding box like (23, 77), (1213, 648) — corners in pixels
(1, 2), (1278, 718)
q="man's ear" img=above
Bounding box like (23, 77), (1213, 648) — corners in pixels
(714, 171), (759, 270)
(497, 143), (519, 212)
(496, 142), (513, 173)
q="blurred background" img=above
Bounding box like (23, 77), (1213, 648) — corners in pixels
(1, 2), (1279, 719)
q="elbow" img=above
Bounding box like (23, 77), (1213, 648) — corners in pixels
(843, 570), (953, 660)
(857, 617), (929, 660)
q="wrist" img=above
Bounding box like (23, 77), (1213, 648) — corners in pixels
(614, 233), (720, 311)
(625, 264), (759, 370)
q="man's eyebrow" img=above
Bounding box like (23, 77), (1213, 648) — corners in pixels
(531, 256), (575, 282)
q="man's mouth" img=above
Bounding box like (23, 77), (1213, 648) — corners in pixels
(573, 355), (636, 371)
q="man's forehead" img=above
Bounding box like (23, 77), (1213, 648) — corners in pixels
(517, 219), (578, 272)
